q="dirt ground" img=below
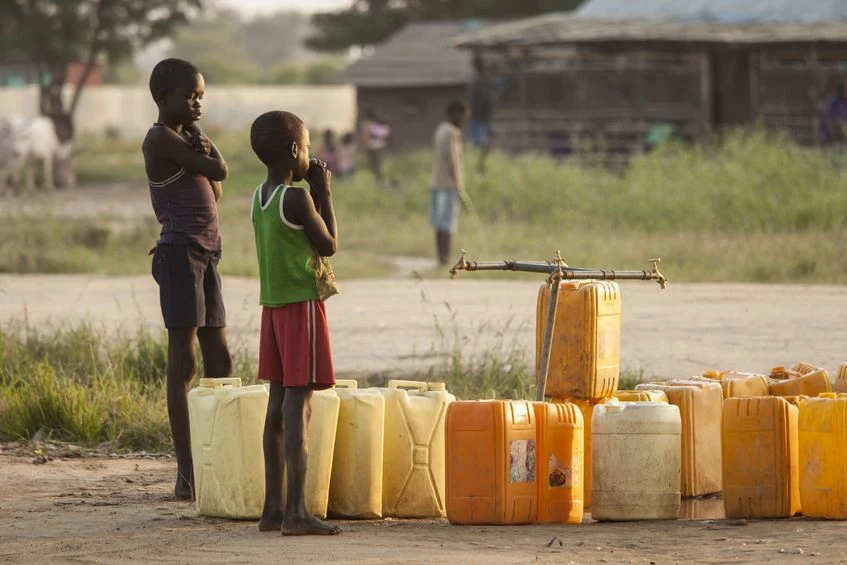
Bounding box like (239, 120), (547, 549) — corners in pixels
(1, 445), (843, 565)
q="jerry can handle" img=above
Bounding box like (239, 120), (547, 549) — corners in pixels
(782, 395), (808, 405)
(199, 377), (242, 388)
(388, 380), (428, 391)
(334, 379), (358, 390)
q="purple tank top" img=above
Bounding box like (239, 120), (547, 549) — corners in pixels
(148, 168), (221, 251)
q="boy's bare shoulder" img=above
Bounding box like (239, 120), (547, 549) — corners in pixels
(284, 185), (311, 207)
(142, 126), (166, 155)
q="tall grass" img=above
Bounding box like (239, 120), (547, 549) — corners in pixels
(17, 129), (839, 283)
(0, 322), (256, 451)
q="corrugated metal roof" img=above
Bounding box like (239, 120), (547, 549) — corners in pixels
(340, 21), (481, 88)
(455, 13), (847, 48)
(575, 0), (847, 23)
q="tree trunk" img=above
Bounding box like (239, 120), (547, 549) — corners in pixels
(39, 65), (74, 143)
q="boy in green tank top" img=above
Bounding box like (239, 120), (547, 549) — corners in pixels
(250, 111), (341, 536)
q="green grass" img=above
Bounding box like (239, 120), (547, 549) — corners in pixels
(0, 321), (257, 451)
(8, 128), (847, 282)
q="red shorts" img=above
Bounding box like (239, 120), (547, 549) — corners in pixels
(258, 301), (335, 389)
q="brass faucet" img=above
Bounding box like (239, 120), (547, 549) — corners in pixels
(650, 258), (668, 289)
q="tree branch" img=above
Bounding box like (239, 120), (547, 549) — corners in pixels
(70, 0), (108, 115)
(70, 41), (101, 114)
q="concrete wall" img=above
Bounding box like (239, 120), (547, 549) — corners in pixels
(0, 85), (357, 139)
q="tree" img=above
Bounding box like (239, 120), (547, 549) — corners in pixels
(0, 0), (202, 141)
(168, 9), (259, 84)
(307, 0), (586, 52)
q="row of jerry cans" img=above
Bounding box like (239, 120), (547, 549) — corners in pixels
(445, 399), (683, 524)
(701, 363), (833, 398)
(186, 378), (455, 520)
(721, 393), (847, 520)
(533, 277), (844, 405)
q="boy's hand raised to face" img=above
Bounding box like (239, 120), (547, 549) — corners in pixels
(306, 158), (332, 193)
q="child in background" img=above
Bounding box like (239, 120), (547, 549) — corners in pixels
(317, 129), (339, 173)
(360, 110), (391, 185)
(250, 110), (341, 536)
(337, 132), (357, 179)
(142, 58), (233, 500)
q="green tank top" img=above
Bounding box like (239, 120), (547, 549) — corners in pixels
(251, 185), (320, 307)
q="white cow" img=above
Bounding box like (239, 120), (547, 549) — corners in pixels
(0, 116), (75, 194)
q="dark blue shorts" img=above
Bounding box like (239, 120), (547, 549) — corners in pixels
(151, 243), (226, 329)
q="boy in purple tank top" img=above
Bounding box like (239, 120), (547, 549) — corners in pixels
(142, 58), (232, 500)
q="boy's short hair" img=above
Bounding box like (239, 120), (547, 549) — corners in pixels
(251, 111), (306, 166)
(149, 58), (200, 102)
(447, 100), (468, 117)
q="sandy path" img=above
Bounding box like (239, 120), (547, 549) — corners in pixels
(0, 451), (840, 565)
(1, 274), (846, 379)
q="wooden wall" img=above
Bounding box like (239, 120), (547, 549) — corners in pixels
(482, 45), (710, 163)
(751, 45), (847, 145)
(479, 41), (847, 162)
(357, 85), (467, 152)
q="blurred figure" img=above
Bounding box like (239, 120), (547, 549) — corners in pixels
(819, 83), (847, 146)
(317, 129), (339, 173)
(430, 100), (468, 266)
(468, 52), (493, 173)
(360, 109), (391, 185)
(337, 132), (357, 179)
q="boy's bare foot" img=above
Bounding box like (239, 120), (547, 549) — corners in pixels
(258, 508), (284, 532)
(174, 471), (194, 501)
(281, 513), (342, 536)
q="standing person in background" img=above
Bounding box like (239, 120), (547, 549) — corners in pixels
(317, 129), (339, 174)
(468, 52), (493, 173)
(430, 100), (468, 267)
(819, 83), (847, 147)
(360, 109), (391, 186)
(337, 132), (357, 179)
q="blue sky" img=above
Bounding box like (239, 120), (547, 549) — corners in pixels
(218, 0), (351, 15)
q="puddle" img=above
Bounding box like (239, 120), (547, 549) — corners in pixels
(679, 497), (725, 520)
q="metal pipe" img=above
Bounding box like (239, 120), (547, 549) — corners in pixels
(536, 278), (560, 402)
(449, 251), (668, 289)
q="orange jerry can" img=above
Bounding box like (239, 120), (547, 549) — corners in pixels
(792, 363), (819, 375)
(799, 393), (847, 519)
(722, 396), (801, 518)
(445, 400), (537, 525)
(689, 373), (769, 400)
(532, 402), (584, 524)
(834, 364), (847, 394)
(535, 280), (621, 401)
(565, 398), (607, 509)
(769, 368), (830, 398)
(636, 380), (723, 496)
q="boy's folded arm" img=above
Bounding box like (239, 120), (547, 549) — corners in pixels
(153, 127), (228, 181)
(289, 189), (337, 257)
